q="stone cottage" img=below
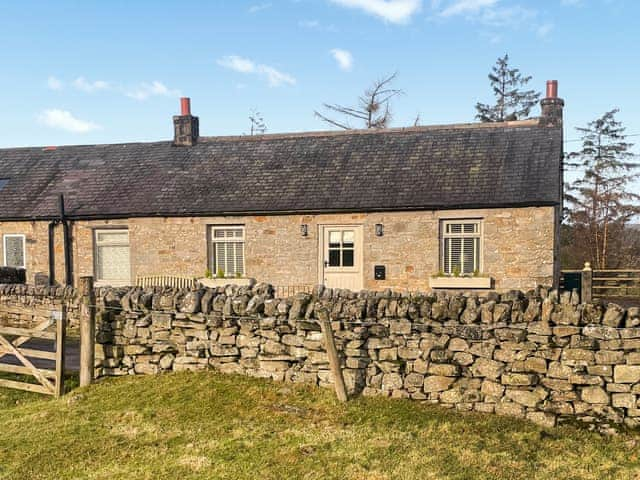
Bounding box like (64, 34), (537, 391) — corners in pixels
(0, 82), (564, 292)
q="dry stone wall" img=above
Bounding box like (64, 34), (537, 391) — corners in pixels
(91, 282), (640, 430)
(2, 281), (640, 430)
(0, 284), (80, 328)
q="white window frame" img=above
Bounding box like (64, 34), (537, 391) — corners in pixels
(440, 219), (483, 275)
(94, 228), (131, 286)
(209, 225), (245, 277)
(3, 234), (26, 269)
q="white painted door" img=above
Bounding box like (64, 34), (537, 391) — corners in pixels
(320, 225), (363, 291)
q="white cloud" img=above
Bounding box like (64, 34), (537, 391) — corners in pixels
(478, 5), (535, 27)
(328, 0), (422, 24)
(330, 48), (354, 71)
(259, 65), (297, 87)
(72, 76), (110, 93)
(439, 0), (497, 17)
(217, 55), (256, 73)
(248, 2), (272, 13)
(217, 55), (296, 87)
(434, 1), (553, 42)
(125, 81), (181, 101)
(37, 109), (101, 133)
(47, 76), (63, 91)
(436, 1), (543, 32)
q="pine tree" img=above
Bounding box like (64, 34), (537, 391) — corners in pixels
(475, 54), (541, 122)
(564, 109), (640, 269)
(247, 109), (267, 135)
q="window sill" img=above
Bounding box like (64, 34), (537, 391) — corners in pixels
(95, 280), (131, 288)
(429, 276), (492, 289)
(198, 277), (253, 288)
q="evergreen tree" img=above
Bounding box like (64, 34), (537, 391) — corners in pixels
(475, 54), (541, 122)
(564, 109), (640, 269)
(247, 109), (267, 135)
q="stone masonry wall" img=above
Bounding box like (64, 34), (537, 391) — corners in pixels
(0, 284), (80, 328)
(4, 281), (640, 429)
(83, 282), (640, 430)
(1, 206), (556, 291)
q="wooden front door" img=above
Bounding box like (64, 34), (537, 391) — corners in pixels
(319, 225), (363, 291)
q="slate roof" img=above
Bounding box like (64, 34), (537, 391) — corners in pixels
(0, 120), (562, 220)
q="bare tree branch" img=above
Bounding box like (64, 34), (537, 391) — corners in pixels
(313, 111), (351, 130)
(315, 72), (404, 130)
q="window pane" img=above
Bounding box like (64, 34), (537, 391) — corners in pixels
(4, 236), (24, 268)
(463, 238), (475, 274)
(233, 241), (244, 275)
(342, 249), (354, 267)
(96, 245), (130, 282)
(215, 243), (226, 275)
(329, 231), (341, 248)
(213, 236), (244, 276)
(342, 231), (355, 247)
(463, 223), (477, 234)
(443, 238), (450, 274)
(213, 228), (243, 239)
(450, 237), (462, 273)
(329, 249), (340, 267)
(97, 231), (128, 244)
(449, 223), (462, 234)
(227, 243), (238, 275)
(223, 243), (233, 274)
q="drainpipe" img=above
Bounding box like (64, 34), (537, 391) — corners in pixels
(48, 221), (56, 286)
(59, 194), (73, 287)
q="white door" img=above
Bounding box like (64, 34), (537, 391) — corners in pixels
(319, 225), (363, 291)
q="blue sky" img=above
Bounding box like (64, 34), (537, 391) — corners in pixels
(0, 0), (638, 162)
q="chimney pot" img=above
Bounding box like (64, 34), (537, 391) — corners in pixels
(546, 80), (558, 99)
(180, 97), (191, 116)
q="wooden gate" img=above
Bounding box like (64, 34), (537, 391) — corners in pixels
(592, 270), (640, 300)
(562, 264), (640, 303)
(0, 308), (66, 396)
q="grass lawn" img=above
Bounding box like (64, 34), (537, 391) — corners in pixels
(0, 372), (639, 479)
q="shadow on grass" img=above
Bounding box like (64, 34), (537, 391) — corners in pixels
(0, 372), (639, 479)
(0, 372), (79, 408)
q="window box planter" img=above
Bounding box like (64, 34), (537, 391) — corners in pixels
(198, 277), (254, 288)
(429, 276), (492, 289)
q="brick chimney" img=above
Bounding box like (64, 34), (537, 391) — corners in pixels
(173, 97), (199, 146)
(539, 80), (564, 127)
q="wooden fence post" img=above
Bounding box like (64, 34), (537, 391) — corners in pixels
(79, 276), (95, 387)
(54, 305), (66, 397)
(582, 262), (593, 303)
(317, 308), (348, 403)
